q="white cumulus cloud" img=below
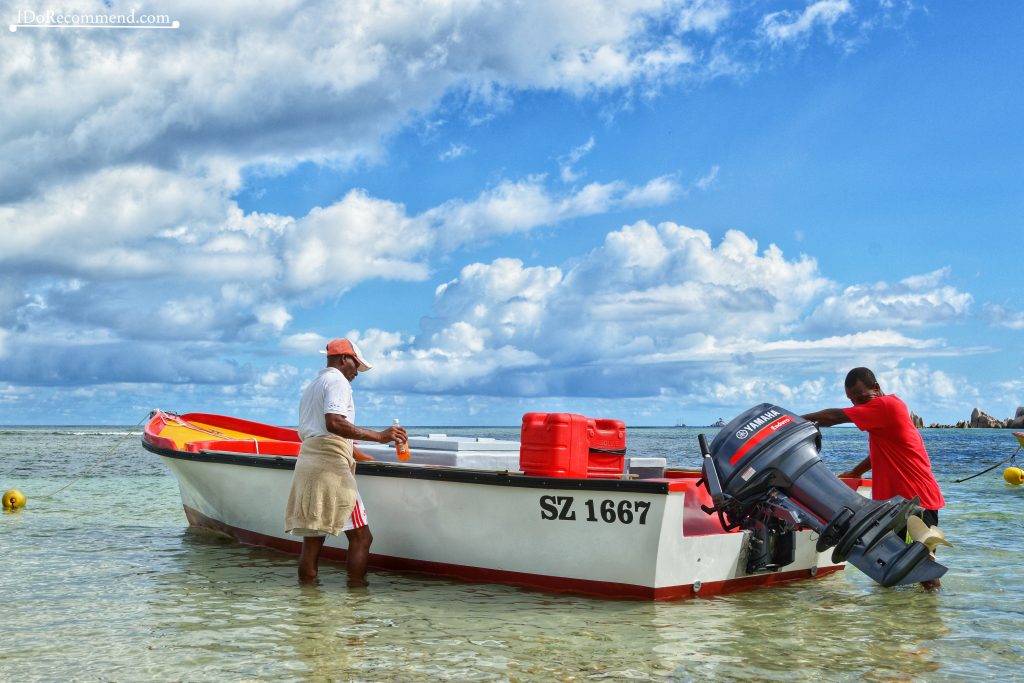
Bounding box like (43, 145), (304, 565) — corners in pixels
(804, 267), (973, 333)
(0, 0), (716, 202)
(358, 222), (840, 396)
(761, 0), (853, 47)
(982, 304), (1024, 330)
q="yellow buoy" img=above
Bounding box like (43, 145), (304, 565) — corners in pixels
(1004, 467), (1024, 486)
(3, 488), (26, 509)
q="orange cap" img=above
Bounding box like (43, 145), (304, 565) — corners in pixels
(321, 338), (372, 371)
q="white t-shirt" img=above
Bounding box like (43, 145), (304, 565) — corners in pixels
(297, 367), (355, 441)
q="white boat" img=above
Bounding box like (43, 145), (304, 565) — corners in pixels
(142, 410), (863, 599)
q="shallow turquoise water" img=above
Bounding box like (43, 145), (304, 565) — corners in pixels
(2, 425), (1023, 681)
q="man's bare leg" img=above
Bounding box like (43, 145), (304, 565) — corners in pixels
(298, 536), (326, 582)
(344, 526), (373, 587)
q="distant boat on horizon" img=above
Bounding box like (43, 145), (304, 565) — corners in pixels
(673, 418), (726, 428)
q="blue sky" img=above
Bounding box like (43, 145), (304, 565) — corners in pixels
(1, 0), (1021, 426)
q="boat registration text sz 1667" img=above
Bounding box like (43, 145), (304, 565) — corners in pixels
(539, 495), (653, 524)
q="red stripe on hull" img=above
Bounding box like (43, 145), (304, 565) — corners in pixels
(182, 505), (843, 600)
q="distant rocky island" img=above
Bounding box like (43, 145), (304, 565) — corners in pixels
(916, 406), (1024, 429)
(695, 409), (1024, 430)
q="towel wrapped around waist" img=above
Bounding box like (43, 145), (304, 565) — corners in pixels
(284, 434), (358, 536)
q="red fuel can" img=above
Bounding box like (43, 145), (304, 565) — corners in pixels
(519, 412), (590, 478)
(519, 413), (627, 478)
(586, 418), (626, 478)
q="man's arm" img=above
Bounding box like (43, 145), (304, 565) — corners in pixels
(839, 456), (871, 479)
(801, 408), (866, 476)
(325, 413), (406, 446)
(801, 408), (852, 427)
(801, 408), (868, 478)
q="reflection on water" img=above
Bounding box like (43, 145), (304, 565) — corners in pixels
(1, 426), (1023, 681)
(657, 582), (948, 682)
(135, 530), (956, 682)
(141, 535), (960, 681)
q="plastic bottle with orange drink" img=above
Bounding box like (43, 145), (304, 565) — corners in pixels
(393, 418), (410, 461)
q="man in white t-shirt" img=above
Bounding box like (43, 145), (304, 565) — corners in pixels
(284, 337), (407, 585)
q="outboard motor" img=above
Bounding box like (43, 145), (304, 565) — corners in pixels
(698, 403), (946, 588)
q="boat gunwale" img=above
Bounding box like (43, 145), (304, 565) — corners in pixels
(142, 439), (674, 493)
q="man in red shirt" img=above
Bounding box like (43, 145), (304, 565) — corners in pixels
(802, 367), (946, 589)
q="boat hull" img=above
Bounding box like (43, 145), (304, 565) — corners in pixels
(156, 447), (845, 599)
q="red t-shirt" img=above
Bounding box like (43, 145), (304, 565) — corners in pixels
(843, 394), (945, 510)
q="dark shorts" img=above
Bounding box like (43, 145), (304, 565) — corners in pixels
(895, 508), (939, 543)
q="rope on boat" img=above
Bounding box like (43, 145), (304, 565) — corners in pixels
(35, 412), (151, 499)
(157, 411), (235, 441)
(157, 412), (266, 456)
